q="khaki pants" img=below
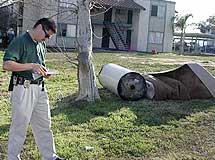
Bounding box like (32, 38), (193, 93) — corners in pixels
(8, 84), (57, 160)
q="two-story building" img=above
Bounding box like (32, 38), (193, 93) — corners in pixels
(3, 0), (176, 52)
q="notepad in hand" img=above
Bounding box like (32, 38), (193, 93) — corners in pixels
(46, 69), (59, 75)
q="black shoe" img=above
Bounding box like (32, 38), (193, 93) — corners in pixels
(55, 157), (65, 160)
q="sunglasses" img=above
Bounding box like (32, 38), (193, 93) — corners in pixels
(42, 26), (50, 39)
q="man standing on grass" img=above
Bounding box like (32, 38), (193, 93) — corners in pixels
(2, 18), (65, 160)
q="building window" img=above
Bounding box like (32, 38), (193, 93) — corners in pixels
(57, 23), (67, 37)
(67, 24), (76, 37)
(57, 24), (76, 37)
(151, 5), (158, 16)
(59, 0), (74, 8)
(149, 32), (163, 44)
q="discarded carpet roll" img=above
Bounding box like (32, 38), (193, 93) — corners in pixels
(144, 63), (215, 100)
(99, 63), (147, 101)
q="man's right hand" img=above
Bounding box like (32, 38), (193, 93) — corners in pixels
(3, 61), (47, 77)
(31, 63), (47, 77)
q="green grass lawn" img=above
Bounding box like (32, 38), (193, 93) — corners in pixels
(0, 51), (215, 160)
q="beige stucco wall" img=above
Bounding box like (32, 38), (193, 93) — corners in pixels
(91, 12), (104, 48)
(148, 0), (166, 52)
(57, 4), (78, 49)
(134, 0), (150, 52)
(21, 0), (175, 52)
(22, 1), (42, 31)
(22, 0), (58, 46)
(56, 37), (77, 48)
(163, 1), (175, 52)
(92, 25), (103, 48)
(134, 0), (175, 52)
(149, 17), (165, 32)
(131, 10), (140, 50)
(108, 8), (115, 49)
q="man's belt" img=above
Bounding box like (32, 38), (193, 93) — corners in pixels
(13, 76), (44, 89)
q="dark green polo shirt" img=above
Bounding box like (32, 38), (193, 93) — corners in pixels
(3, 32), (46, 80)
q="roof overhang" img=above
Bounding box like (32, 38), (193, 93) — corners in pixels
(174, 32), (215, 39)
(0, 0), (21, 8)
(94, 0), (145, 10)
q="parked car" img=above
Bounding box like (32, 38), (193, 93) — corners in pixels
(174, 41), (191, 52)
(201, 46), (215, 53)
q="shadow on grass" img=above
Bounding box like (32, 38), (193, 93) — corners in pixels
(51, 88), (215, 126)
(0, 124), (10, 137)
(0, 138), (7, 160)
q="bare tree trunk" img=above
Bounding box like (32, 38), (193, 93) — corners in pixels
(76, 0), (100, 102)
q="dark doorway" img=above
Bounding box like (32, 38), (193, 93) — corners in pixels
(104, 8), (112, 22)
(127, 10), (133, 24)
(126, 30), (132, 49)
(102, 28), (110, 48)
(102, 9), (112, 48)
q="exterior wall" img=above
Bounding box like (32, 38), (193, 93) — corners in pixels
(147, 43), (163, 52)
(15, 2), (23, 36)
(93, 7), (138, 50)
(131, 10), (140, 50)
(56, 37), (77, 48)
(109, 8), (116, 49)
(135, 0), (150, 52)
(45, 0), (61, 47)
(113, 8), (128, 24)
(163, 1), (175, 52)
(22, 0), (42, 32)
(56, 3), (78, 48)
(148, 0), (166, 52)
(91, 12), (104, 25)
(135, 0), (175, 52)
(19, 0), (175, 52)
(0, 4), (17, 31)
(22, 0), (58, 46)
(92, 25), (103, 48)
(91, 11), (104, 48)
(57, 8), (77, 24)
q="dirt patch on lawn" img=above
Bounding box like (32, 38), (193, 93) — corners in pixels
(0, 78), (7, 86)
(120, 56), (215, 67)
(0, 76), (9, 97)
(0, 91), (9, 97)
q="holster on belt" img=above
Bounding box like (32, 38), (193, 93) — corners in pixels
(8, 75), (44, 91)
(8, 76), (14, 91)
